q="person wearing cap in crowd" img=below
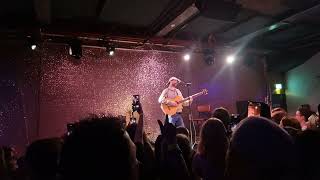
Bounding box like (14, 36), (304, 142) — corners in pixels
(158, 77), (192, 127)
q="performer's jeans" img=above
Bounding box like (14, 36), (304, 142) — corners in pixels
(169, 113), (185, 127)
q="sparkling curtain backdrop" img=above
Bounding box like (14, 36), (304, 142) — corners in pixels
(40, 45), (180, 139)
(39, 44), (266, 140)
(0, 42), (266, 150)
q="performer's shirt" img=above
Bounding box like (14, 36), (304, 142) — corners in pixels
(158, 87), (190, 113)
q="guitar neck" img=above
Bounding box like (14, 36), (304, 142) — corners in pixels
(179, 92), (204, 104)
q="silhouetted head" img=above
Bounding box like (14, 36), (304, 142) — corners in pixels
(198, 118), (228, 166)
(226, 117), (298, 180)
(280, 117), (301, 138)
(296, 129), (320, 179)
(176, 127), (190, 137)
(60, 115), (138, 180)
(25, 138), (62, 179)
(271, 107), (287, 124)
(212, 107), (230, 131)
(296, 106), (313, 123)
(176, 134), (192, 162)
(0, 146), (17, 176)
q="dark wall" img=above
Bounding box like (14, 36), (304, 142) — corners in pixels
(0, 42), (40, 154)
(286, 52), (320, 115)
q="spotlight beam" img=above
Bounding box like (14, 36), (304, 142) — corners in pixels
(183, 54), (190, 61)
(226, 55), (235, 64)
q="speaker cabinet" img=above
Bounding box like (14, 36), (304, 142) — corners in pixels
(272, 94), (287, 111)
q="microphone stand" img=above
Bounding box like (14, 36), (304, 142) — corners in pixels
(185, 83), (196, 145)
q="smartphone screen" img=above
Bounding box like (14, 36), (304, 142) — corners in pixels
(133, 95), (140, 103)
(248, 102), (261, 117)
(132, 95), (140, 112)
(67, 123), (74, 136)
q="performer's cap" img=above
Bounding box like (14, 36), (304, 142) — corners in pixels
(167, 77), (181, 84)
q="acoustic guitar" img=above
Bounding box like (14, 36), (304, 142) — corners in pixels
(161, 89), (208, 115)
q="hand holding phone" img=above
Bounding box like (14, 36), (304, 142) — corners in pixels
(132, 95), (142, 113)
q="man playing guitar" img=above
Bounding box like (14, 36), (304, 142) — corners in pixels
(158, 77), (193, 127)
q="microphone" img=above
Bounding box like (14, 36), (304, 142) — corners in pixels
(180, 81), (192, 86)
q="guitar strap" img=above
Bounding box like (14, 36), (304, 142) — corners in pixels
(164, 88), (168, 98)
(165, 88), (178, 98)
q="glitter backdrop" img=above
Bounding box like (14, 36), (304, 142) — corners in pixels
(39, 44), (267, 140)
(40, 46), (176, 139)
(0, 42), (267, 150)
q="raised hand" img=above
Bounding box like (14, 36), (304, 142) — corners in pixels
(156, 115), (190, 180)
(134, 101), (144, 144)
(136, 101), (143, 114)
(157, 115), (177, 145)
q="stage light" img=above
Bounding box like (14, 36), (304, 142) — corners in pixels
(107, 46), (115, 56)
(27, 36), (37, 50)
(31, 44), (37, 50)
(226, 55), (235, 64)
(183, 54), (190, 61)
(69, 39), (82, 59)
(268, 24), (278, 31)
(203, 49), (215, 65)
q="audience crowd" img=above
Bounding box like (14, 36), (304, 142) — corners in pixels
(0, 102), (319, 180)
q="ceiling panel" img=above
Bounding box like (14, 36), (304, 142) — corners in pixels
(0, 0), (34, 16)
(52, 0), (100, 19)
(262, 25), (320, 44)
(219, 16), (274, 41)
(179, 16), (234, 38)
(238, 0), (290, 16)
(99, 0), (172, 27)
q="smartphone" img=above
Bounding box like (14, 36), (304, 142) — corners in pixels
(132, 95), (140, 112)
(67, 123), (75, 136)
(133, 95), (140, 103)
(247, 102), (261, 117)
(230, 114), (240, 132)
